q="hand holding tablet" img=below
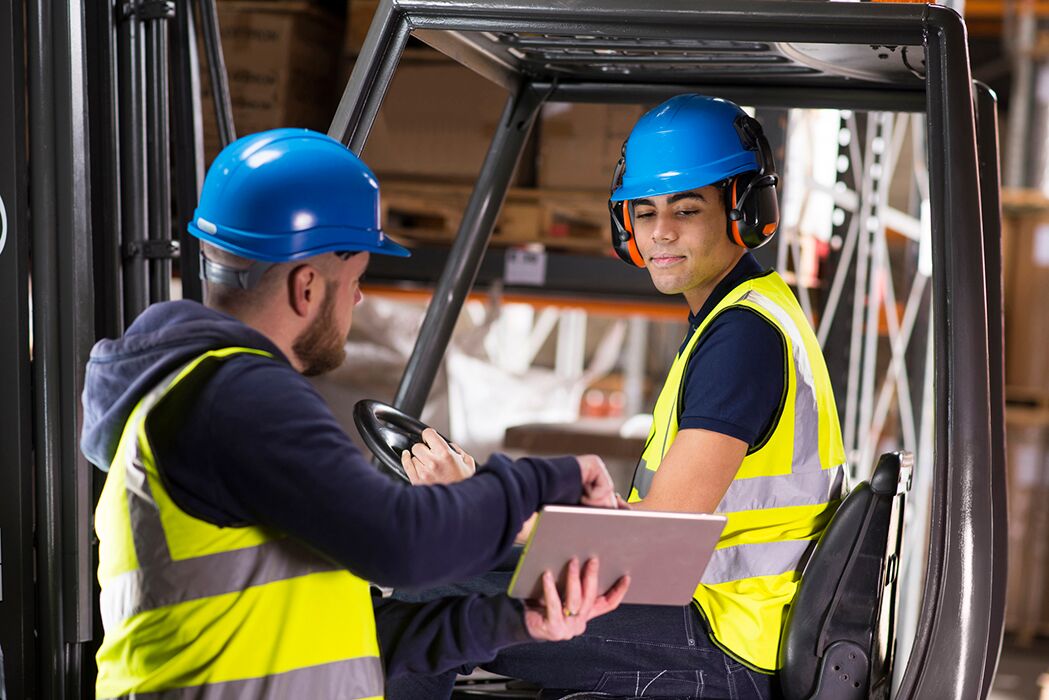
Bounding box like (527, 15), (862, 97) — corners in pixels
(522, 556), (631, 641)
(509, 505), (727, 607)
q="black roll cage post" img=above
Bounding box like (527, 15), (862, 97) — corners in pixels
(329, 2), (1006, 698)
(0, 0), (1005, 697)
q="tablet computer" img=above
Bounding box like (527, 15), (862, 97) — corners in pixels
(507, 505), (727, 607)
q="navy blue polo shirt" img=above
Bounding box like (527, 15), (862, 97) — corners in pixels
(676, 253), (786, 448)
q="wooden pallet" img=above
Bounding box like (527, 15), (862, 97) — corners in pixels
(379, 180), (613, 255)
(1007, 386), (1049, 426)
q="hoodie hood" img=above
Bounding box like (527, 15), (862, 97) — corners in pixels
(81, 300), (286, 471)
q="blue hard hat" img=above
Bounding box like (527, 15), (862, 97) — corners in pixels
(188, 128), (409, 262)
(609, 95), (760, 202)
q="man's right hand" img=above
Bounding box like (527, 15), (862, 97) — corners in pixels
(575, 454), (616, 509)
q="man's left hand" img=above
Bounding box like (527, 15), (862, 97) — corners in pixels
(524, 557), (630, 641)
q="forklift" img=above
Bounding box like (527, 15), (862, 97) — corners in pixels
(0, 0), (1005, 697)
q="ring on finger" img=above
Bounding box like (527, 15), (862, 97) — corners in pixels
(562, 606), (577, 618)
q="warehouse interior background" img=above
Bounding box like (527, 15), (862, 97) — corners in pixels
(2, 0), (1049, 697)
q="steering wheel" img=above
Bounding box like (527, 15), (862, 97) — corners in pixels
(353, 399), (452, 483)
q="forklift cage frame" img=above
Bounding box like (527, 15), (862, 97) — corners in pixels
(330, 2), (1006, 698)
(0, 1), (1005, 697)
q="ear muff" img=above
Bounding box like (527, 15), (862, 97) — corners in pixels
(725, 114), (780, 250)
(621, 202), (645, 267)
(608, 148), (646, 267)
(727, 170), (780, 249)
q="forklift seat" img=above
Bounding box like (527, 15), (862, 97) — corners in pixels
(778, 451), (912, 700)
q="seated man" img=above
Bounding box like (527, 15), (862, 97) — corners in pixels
(389, 95), (847, 700)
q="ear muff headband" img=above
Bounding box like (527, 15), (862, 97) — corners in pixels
(728, 178), (746, 248)
(725, 114), (780, 250)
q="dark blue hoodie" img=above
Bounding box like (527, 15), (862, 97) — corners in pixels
(81, 299), (583, 677)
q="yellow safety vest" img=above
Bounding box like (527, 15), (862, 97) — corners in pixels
(94, 347), (384, 699)
(629, 271), (846, 673)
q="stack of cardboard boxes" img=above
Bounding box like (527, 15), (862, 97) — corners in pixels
(1001, 189), (1049, 644)
(199, 0), (647, 254)
(198, 1), (343, 164)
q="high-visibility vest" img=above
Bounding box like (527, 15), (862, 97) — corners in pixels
(94, 347), (384, 699)
(629, 271), (846, 672)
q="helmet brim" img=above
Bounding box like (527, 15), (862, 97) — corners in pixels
(188, 219), (412, 261)
(356, 232), (412, 258)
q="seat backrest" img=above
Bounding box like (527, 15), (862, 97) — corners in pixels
(778, 452), (912, 700)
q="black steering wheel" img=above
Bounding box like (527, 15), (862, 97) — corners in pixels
(353, 399), (451, 483)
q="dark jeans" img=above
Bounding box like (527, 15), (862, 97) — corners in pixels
(387, 571), (773, 700)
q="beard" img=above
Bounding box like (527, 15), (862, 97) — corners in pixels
(291, 279), (347, 377)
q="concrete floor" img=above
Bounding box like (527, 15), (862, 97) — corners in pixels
(990, 637), (1049, 700)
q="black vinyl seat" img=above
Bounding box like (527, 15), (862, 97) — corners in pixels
(455, 451), (912, 700)
(778, 451), (912, 700)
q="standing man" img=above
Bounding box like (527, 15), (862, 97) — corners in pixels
(392, 95), (847, 699)
(81, 128), (627, 699)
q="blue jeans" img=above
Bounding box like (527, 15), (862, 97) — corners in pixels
(386, 571), (773, 700)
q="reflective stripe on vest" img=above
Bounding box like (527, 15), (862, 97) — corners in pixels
(98, 658), (384, 700)
(94, 348), (384, 699)
(628, 271), (847, 672)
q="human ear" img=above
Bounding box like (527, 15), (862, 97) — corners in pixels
(288, 264), (318, 318)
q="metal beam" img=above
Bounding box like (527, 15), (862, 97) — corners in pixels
(86, 0), (124, 337)
(198, 0), (235, 147)
(393, 83), (546, 417)
(397, 0), (927, 47)
(144, 4), (174, 304)
(171, 0), (205, 302)
(363, 244), (668, 301)
(329, 0), (412, 153)
(974, 79), (1006, 700)
(28, 0), (96, 695)
(895, 7), (996, 698)
(0, 0), (35, 695)
(117, 5), (150, 324)
(535, 82), (927, 113)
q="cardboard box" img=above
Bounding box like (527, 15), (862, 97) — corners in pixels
(537, 102), (648, 191)
(360, 58), (535, 185)
(1003, 421), (1049, 642)
(1002, 204), (1049, 390)
(200, 1), (342, 163)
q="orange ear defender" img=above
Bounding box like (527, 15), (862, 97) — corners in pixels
(724, 115), (780, 250)
(622, 202), (646, 267)
(608, 148), (647, 267)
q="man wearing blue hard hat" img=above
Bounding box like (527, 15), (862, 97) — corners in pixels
(390, 95), (846, 699)
(80, 128), (628, 699)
